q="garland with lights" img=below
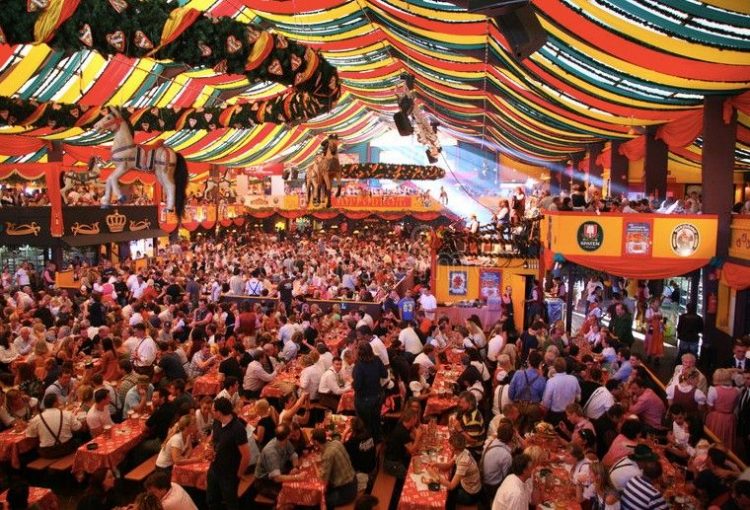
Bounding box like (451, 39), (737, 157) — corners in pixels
(0, 0), (340, 124)
(341, 163), (445, 180)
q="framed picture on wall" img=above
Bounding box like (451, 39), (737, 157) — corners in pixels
(479, 270), (502, 298)
(448, 271), (468, 296)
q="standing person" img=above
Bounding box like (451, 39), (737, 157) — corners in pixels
(509, 186), (526, 225)
(644, 298), (665, 366)
(610, 303), (634, 349)
(131, 323), (157, 376)
(737, 372), (750, 464)
(418, 287), (437, 322)
(206, 397), (250, 510)
(352, 342), (387, 443)
(398, 291), (416, 322)
(500, 286), (515, 333)
(705, 369), (741, 452)
(676, 301), (703, 359)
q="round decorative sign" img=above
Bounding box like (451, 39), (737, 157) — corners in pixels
(671, 223), (700, 257)
(577, 221), (604, 252)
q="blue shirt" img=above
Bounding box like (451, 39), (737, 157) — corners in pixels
(508, 368), (546, 403)
(122, 384), (154, 419)
(613, 360), (633, 382)
(621, 475), (669, 510)
(398, 298), (416, 322)
(542, 373), (581, 413)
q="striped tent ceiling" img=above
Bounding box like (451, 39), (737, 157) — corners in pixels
(0, 0), (749, 172)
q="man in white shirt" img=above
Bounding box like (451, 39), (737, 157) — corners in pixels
(86, 389), (114, 437)
(13, 327), (34, 356)
(245, 273), (264, 296)
(358, 326), (389, 367)
(492, 453), (534, 510)
(398, 321), (423, 358)
(14, 263), (30, 287)
(27, 393), (82, 458)
(318, 357), (350, 410)
(145, 472), (198, 510)
(418, 287), (437, 321)
(130, 323), (157, 376)
(243, 350), (276, 398)
(413, 344), (436, 374)
(355, 308), (374, 330)
(278, 315), (298, 346)
(298, 354), (324, 401)
(215, 376), (242, 410)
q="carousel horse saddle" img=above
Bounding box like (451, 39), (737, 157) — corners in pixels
(134, 147), (156, 172)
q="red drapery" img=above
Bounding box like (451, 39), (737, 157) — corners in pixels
(246, 211), (277, 219)
(0, 163), (50, 179)
(720, 262), (750, 291)
(724, 90), (750, 123)
(656, 110), (703, 148)
(0, 136), (48, 156)
(618, 136), (646, 161)
(564, 254), (708, 279)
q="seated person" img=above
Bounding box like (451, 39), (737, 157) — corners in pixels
(254, 424), (302, 499)
(26, 392), (82, 458)
(383, 408), (422, 479)
(311, 428), (358, 509)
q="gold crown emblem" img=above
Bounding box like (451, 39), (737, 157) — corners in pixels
(106, 209), (127, 233)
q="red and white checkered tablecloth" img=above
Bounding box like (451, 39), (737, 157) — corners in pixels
(0, 486), (58, 510)
(277, 453), (327, 509)
(0, 429), (37, 469)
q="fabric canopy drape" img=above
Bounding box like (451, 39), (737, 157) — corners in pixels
(720, 262), (750, 291)
(0, 136), (48, 156)
(656, 110), (704, 148)
(618, 136), (646, 161)
(724, 90), (750, 123)
(564, 254), (709, 279)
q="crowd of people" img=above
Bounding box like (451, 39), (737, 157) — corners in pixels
(0, 227), (748, 510)
(0, 186), (49, 207)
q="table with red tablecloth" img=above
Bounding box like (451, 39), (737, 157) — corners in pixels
(172, 442), (211, 490)
(436, 306), (500, 329)
(0, 428), (37, 469)
(72, 417), (146, 474)
(336, 389), (355, 414)
(260, 359), (302, 399)
(398, 424), (451, 510)
(193, 370), (222, 397)
(321, 327), (349, 355)
(277, 451), (327, 509)
(0, 486), (58, 510)
(526, 433), (582, 510)
(423, 365), (461, 417)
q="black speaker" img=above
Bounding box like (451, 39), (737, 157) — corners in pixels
(494, 4), (547, 61)
(393, 111), (413, 136)
(467, 0), (528, 16)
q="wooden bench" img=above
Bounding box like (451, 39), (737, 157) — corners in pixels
(48, 452), (76, 472)
(124, 454), (158, 482)
(26, 457), (57, 471)
(237, 475), (255, 497)
(253, 494), (275, 507)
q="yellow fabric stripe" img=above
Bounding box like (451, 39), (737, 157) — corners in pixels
(38, 127), (83, 140)
(379, 0), (486, 22)
(567, 0), (750, 64)
(106, 60), (157, 106)
(56, 52), (107, 104)
(253, 2), (361, 24)
(540, 18), (750, 90)
(0, 45), (52, 94)
(188, 130), (256, 160)
(223, 129), (296, 165)
(698, 0), (750, 15)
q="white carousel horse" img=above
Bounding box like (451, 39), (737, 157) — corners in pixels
(60, 158), (102, 204)
(92, 107), (188, 216)
(202, 170), (234, 202)
(314, 134), (343, 207)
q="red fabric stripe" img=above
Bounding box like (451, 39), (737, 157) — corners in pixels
(80, 58), (135, 106)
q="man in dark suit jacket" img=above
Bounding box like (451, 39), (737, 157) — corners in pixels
(724, 340), (749, 373)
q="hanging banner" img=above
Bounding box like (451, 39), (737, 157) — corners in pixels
(729, 217), (750, 261)
(622, 219), (653, 257)
(0, 207), (53, 246)
(64, 206), (159, 236)
(479, 269), (502, 298)
(283, 195), (441, 212)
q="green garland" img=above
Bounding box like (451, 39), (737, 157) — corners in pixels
(0, 0), (340, 124)
(341, 163), (445, 180)
(0, 96), (285, 131)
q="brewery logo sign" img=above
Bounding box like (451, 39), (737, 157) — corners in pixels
(671, 223), (700, 257)
(577, 221), (604, 251)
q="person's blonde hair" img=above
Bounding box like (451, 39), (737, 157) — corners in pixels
(77, 384), (93, 403)
(713, 368), (732, 386)
(33, 339), (49, 356)
(524, 445), (548, 466)
(254, 398), (270, 415)
(161, 414), (194, 452)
